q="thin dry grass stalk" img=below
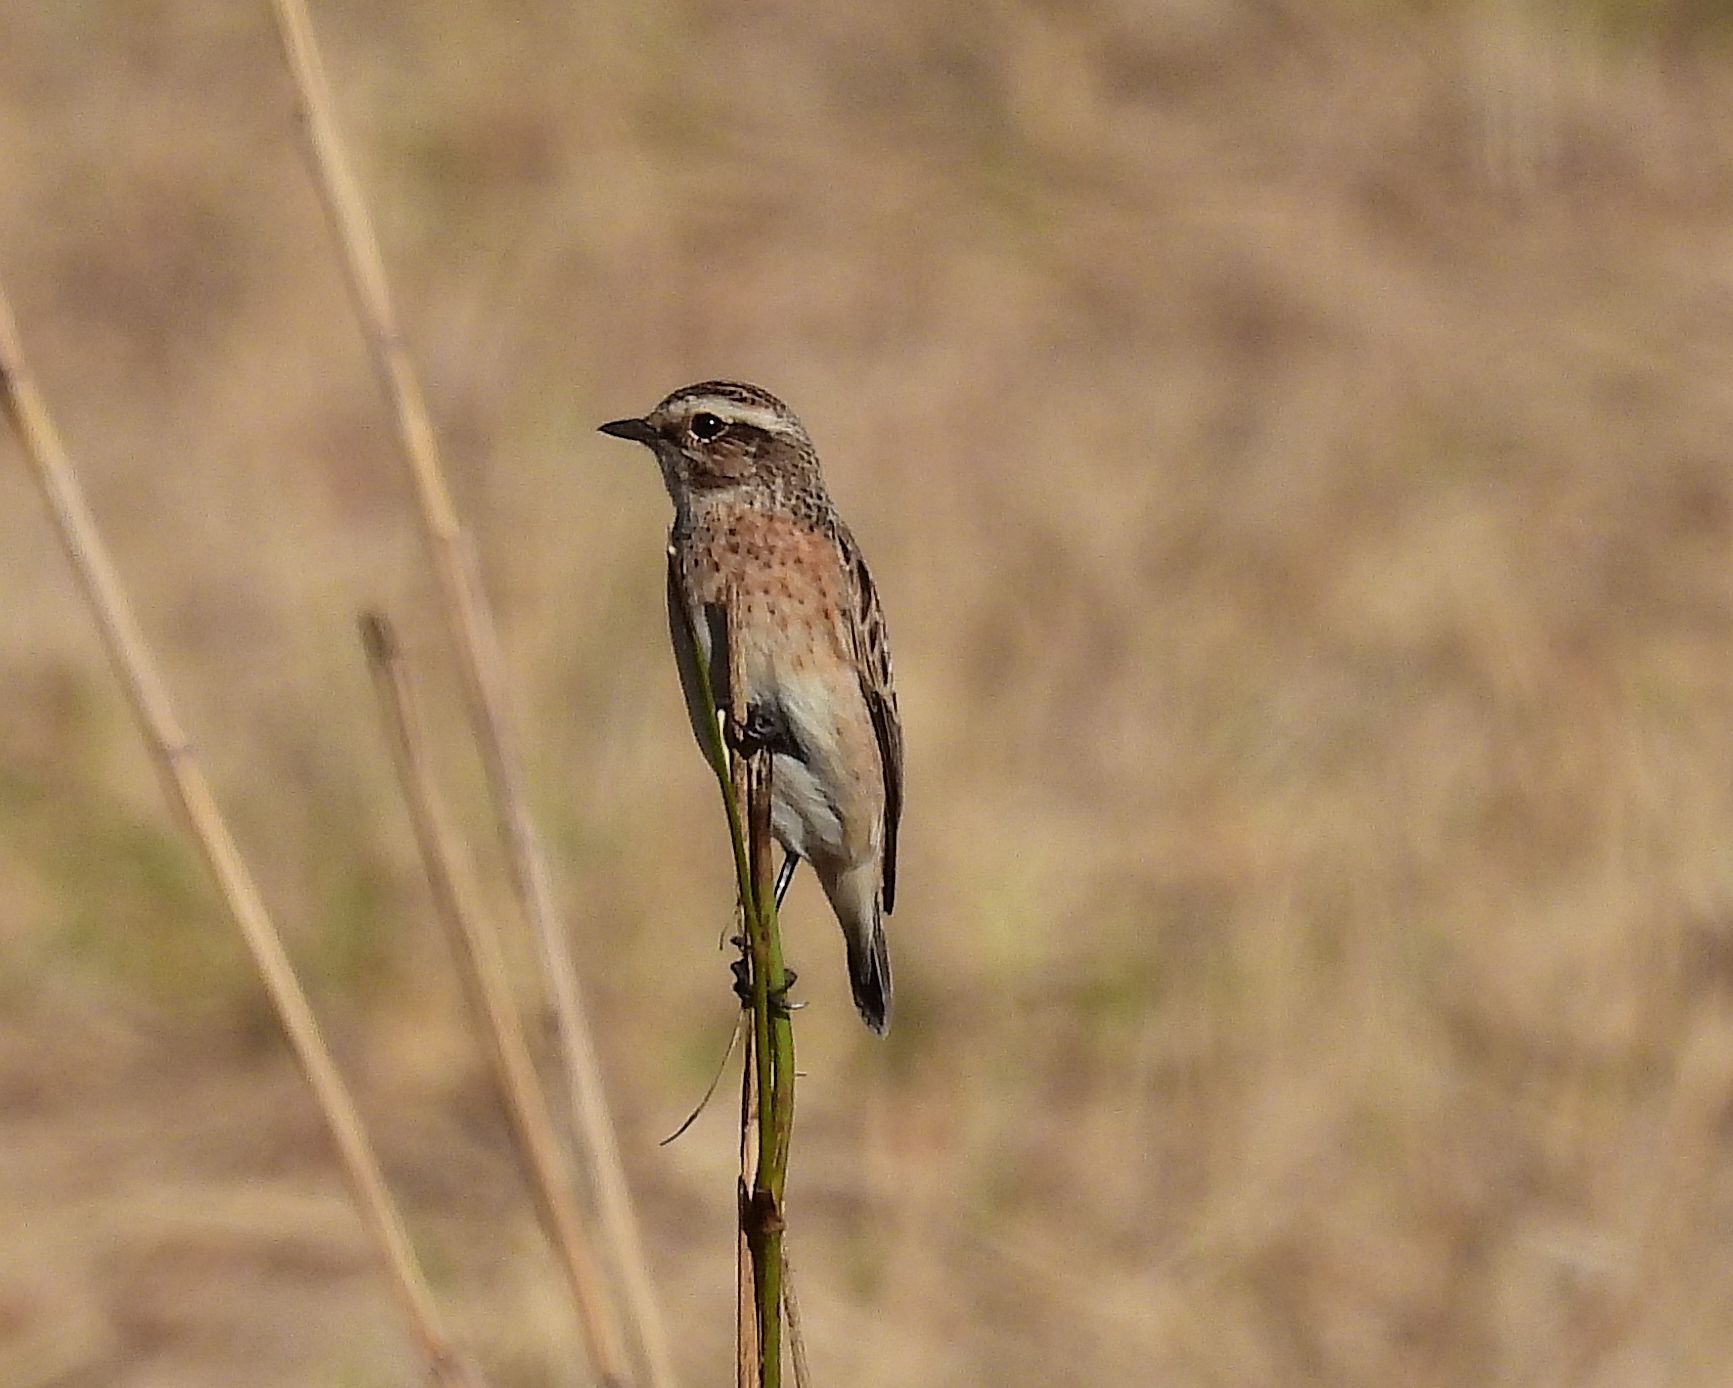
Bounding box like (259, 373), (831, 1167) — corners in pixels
(0, 279), (484, 1388)
(263, 5), (671, 1386)
(360, 612), (628, 1383)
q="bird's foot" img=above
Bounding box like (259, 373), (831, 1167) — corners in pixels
(725, 702), (796, 760)
(768, 968), (801, 1018)
(730, 955), (801, 1017)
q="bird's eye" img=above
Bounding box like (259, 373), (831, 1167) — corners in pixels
(689, 412), (725, 442)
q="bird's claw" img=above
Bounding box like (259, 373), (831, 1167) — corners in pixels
(731, 958), (801, 1017)
(725, 702), (796, 760)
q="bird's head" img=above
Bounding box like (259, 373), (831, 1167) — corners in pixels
(599, 380), (820, 500)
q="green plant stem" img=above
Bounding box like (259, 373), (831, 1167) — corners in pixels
(667, 563), (752, 914)
(666, 555), (795, 1388)
(745, 756), (791, 1387)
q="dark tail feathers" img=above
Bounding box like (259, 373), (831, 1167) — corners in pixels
(847, 921), (893, 1036)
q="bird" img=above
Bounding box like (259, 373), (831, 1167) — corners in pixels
(599, 381), (903, 1034)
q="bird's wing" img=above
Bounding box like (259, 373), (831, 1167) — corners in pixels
(835, 525), (903, 913)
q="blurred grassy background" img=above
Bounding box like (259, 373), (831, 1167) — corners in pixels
(7, 1), (1733, 1383)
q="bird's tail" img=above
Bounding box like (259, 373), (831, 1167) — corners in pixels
(846, 916), (893, 1036)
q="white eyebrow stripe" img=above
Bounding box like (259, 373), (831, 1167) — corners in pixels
(684, 399), (795, 435)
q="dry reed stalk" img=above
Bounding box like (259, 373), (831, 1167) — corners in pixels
(360, 613), (627, 1384)
(0, 278), (483, 1388)
(263, 5), (671, 1386)
(781, 1254), (811, 1388)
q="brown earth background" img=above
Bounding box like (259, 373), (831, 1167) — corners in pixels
(7, 3), (1733, 1385)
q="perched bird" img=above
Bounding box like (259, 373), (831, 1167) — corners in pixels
(599, 381), (903, 1033)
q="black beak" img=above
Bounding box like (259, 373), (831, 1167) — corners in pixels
(598, 416), (657, 445)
